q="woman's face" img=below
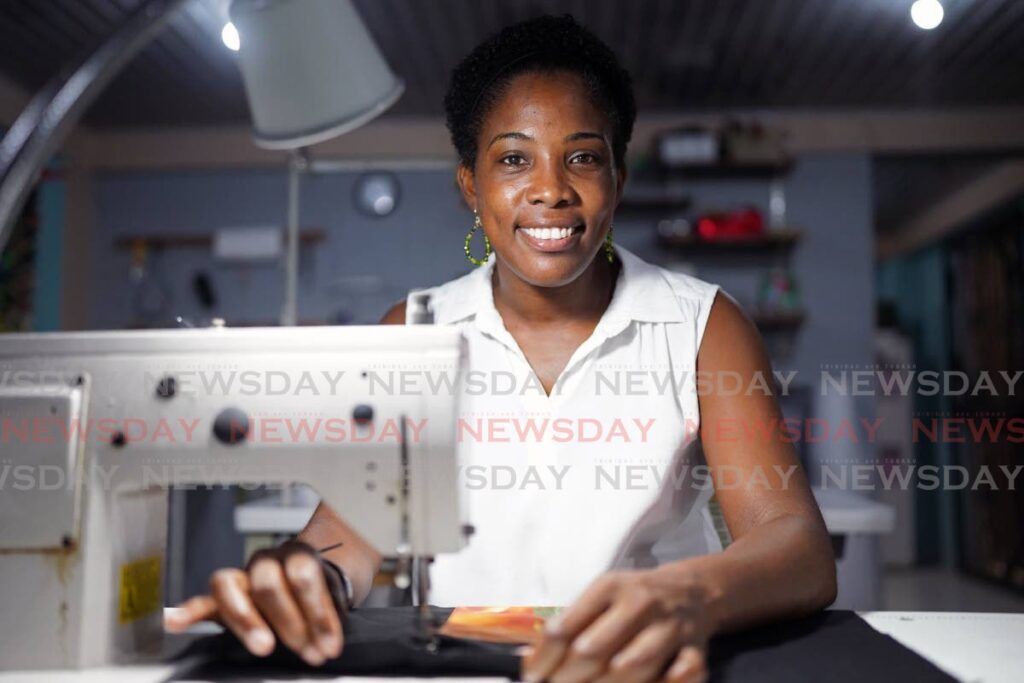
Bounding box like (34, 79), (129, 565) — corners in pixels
(458, 70), (625, 287)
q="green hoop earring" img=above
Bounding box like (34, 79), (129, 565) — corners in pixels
(464, 211), (492, 266)
(605, 224), (615, 263)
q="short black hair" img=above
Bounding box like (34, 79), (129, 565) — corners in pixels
(444, 14), (636, 171)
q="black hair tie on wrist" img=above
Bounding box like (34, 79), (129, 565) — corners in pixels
(314, 539), (354, 616)
(320, 556), (355, 617)
(316, 541), (345, 554)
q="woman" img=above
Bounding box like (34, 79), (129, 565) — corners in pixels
(168, 15), (836, 683)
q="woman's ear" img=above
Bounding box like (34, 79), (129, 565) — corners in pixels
(456, 163), (478, 211)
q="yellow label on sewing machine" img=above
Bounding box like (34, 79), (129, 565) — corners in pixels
(118, 556), (162, 624)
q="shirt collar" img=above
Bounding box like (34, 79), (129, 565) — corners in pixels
(434, 244), (690, 333)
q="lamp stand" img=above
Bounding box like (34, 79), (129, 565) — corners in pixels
(280, 147), (309, 326)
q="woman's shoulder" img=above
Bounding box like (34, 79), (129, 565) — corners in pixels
(610, 248), (728, 356)
(631, 255), (761, 358)
(656, 268), (721, 342)
(657, 265), (721, 305)
(381, 265), (485, 325)
(620, 247), (721, 316)
(379, 300), (406, 325)
(413, 265), (483, 300)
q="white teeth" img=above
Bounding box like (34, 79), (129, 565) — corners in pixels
(520, 226), (578, 240)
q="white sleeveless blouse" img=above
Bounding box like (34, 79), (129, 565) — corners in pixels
(405, 244), (723, 607)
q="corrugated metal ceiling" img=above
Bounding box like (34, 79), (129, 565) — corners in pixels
(0, 0), (1022, 129)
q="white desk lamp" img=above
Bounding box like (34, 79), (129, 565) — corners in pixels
(229, 0), (405, 327)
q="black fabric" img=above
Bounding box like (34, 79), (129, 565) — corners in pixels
(172, 606), (521, 679)
(706, 610), (954, 682)
(172, 607), (955, 681)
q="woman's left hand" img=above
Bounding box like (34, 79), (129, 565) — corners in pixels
(521, 567), (713, 683)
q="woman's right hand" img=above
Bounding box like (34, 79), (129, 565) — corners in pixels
(165, 541), (345, 666)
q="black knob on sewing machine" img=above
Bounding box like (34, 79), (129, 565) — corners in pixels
(352, 403), (374, 424)
(212, 407), (249, 445)
(155, 375), (176, 399)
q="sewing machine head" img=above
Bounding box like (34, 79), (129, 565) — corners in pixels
(0, 325), (468, 670)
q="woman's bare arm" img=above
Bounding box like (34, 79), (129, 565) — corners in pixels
(295, 504), (383, 608)
(293, 299), (408, 606)
(674, 291), (836, 632)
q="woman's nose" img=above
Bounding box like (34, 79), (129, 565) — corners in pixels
(526, 159), (576, 207)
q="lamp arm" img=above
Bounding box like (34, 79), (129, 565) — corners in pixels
(0, 0), (189, 256)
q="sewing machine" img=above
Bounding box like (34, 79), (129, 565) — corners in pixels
(0, 325), (469, 671)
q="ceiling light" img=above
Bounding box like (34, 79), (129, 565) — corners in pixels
(911, 0), (944, 30)
(221, 21), (240, 50)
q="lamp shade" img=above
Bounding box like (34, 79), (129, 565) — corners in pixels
(230, 0), (404, 149)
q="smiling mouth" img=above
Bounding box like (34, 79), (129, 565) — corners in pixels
(514, 223), (585, 253)
(515, 224), (585, 240)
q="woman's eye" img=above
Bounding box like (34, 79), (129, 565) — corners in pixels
(570, 152), (599, 165)
(500, 154), (526, 166)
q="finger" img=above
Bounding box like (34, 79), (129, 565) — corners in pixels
(522, 635), (572, 683)
(600, 620), (681, 683)
(208, 568), (276, 657)
(546, 574), (619, 638)
(664, 645), (708, 683)
(248, 556), (324, 666)
(282, 550), (343, 659)
(549, 652), (605, 683)
(572, 588), (661, 658)
(165, 594), (218, 632)
(549, 597), (663, 683)
(524, 576), (618, 682)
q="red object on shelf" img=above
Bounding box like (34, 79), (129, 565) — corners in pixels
(696, 207), (765, 240)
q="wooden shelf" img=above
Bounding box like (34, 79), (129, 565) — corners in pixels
(114, 229), (326, 250)
(654, 158), (793, 179)
(752, 310), (805, 331)
(619, 182), (692, 212)
(619, 196), (692, 212)
(658, 229), (802, 252)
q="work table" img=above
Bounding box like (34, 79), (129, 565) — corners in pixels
(2, 610), (1021, 681)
